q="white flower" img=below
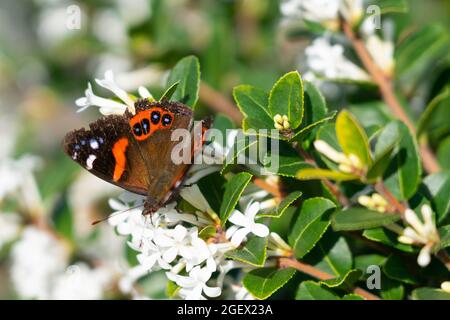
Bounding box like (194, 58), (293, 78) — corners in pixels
(267, 232), (293, 257)
(398, 205), (440, 267)
(314, 139), (365, 174)
(108, 197), (154, 246)
(76, 70), (155, 115)
(179, 185), (214, 214)
(441, 281), (450, 293)
(133, 240), (171, 271)
(305, 37), (370, 81)
(75, 82), (128, 115)
(153, 225), (192, 263)
(231, 284), (255, 300)
(0, 212), (21, 249)
(50, 263), (112, 300)
(0, 155), (42, 203)
(182, 236), (220, 273)
(226, 202), (269, 247)
(339, 0), (364, 26)
(280, 0), (363, 28)
(118, 264), (150, 294)
(360, 18), (395, 76)
(280, 0), (340, 30)
(167, 266), (221, 300)
(11, 227), (68, 299)
(358, 193), (389, 213)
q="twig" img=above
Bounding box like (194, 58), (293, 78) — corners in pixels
(436, 250), (450, 271)
(199, 81), (243, 123)
(253, 177), (284, 199)
(341, 20), (441, 174)
(279, 257), (380, 300)
(374, 181), (407, 215)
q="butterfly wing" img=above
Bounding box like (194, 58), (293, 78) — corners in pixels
(127, 100), (197, 211)
(62, 115), (149, 195)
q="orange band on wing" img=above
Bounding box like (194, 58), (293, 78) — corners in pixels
(112, 138), (129, 181)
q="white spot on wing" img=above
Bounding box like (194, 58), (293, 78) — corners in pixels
(90, 139), (99, 149)
(72, 152), (78, 160)
(86, 154), (96, 170)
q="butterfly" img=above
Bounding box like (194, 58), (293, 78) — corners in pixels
(63, 98), (210, 215)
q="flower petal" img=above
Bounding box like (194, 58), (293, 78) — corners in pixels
(230, 228), (250, 247)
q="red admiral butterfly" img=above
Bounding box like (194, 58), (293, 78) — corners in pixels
(63, 98), (210, 215)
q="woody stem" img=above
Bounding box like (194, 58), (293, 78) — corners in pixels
(341, 20), (441, 174)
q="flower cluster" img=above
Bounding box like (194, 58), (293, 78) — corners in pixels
(398, 205), (441, 267)
(281, 1), (395, 84)
(273, 114), (291, 131)
(281, 0), (364, 30)
(358, 193), (389, 213)
(108, 185), (274, 300)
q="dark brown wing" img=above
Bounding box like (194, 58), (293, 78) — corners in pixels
(126, 99), (196, 211)
(62, 115), (149, 195)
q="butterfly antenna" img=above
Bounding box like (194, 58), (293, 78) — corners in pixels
(91, 203), (144, 226)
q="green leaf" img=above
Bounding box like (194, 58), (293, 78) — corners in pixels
(225, 236), (267, 267)
(438, 225), (450, 249)
(412, 288), (450, 300)
(243, 267), (296, 300)
(296, 281), (340, 300)
(268, 71), (304, 129)
(342, 294), (365, 300)
(355, 254), (387, 276)
(159, 81), (179, 101)
(52, 195), (74, 242)
(197, 172), (226, 214)
(331, 208), (400, 231)
(305, 233), (352, 277)
(368, 0), (408, 14)
(221, 134), (257, 174)
(366, 121), (402, 181)
(259, 191), (302, 218)
(383, 255), (419, 285)
(336, 110), (372, 167)
(213, 114), (236, 134)
(198, 225), (216, 240)
(233, 85), (273, 131)
(383, 121), (421, 200)
(437, 136), (450, 170)
(362, 228), (415, 253)
(420, 173), (450, 223)
(291, 112), (337, 142)
(166, 280), (180, 298)
(320, 269), (362, 289)
(396, 25), (450, 78)
(303, 81), (327, 122)
(265, 155), (313, 177)
(291, 81), (332, 142)
(380, 277), (405, 300)
(417, 86), (450, 136)
(296, 168), (358, 181)
(220, 172), (252, 225)
(166, 55), (200, 108)
(288, 197), (335, 259)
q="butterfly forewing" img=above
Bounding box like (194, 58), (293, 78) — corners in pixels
(63, 99), (199, 212)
